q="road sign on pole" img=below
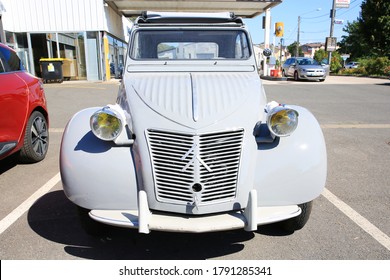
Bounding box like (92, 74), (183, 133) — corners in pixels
(335, 0), (350, 8)
(326, 37), (337, 52)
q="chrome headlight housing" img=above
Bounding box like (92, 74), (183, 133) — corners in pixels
(90, 107), (123, 141)
(267, 104), (299, 137)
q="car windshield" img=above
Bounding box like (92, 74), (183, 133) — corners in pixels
(130, 29), (251, 60)
(297, 58), (319, 66)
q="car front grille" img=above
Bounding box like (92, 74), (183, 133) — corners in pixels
(147, 129), (244, 205)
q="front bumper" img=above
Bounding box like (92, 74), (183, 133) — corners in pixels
(89, 190), (301, 234)
(299, 72), (326, 80)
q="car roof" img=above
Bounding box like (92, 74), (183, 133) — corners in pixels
(0, 43), (16, 53)
(135, 11), (244, 25)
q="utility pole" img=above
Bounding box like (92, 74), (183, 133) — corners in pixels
(296, 16), (300, 57)
(327, 0), (336, 64)
(296, 9), (321, 57)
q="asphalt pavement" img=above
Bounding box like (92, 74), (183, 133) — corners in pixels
(0, 75), (389, 261)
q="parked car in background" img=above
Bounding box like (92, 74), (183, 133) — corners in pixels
(60, 12), (327, 236)
(345, 61), (359, 69)
(320, 58), (330, 75)
(282, 57), (326, 82)
(0, 43), (49, 162)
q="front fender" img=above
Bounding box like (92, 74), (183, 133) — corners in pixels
(254, 105), (327, 205)
(60, 107), (138, 210)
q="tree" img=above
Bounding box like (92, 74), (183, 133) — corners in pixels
(287, 42), (303, 57)
(330, 52), (342, 72)
(359, 0), (390, 57)
(338, 21), (367, 60)
(339, 0), (390, 58)
(314, 49), (327, 63)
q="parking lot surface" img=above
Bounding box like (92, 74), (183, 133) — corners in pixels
(0, 76), (389, 260)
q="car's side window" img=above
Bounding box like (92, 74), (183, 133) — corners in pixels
(0, 46), (22, 72)
(0, 58), (5, 73)
(0, 49), (6, 73)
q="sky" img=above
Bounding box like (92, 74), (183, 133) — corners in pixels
(244, 0), (363, 46)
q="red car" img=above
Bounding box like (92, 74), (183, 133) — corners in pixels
(0, 43), (49, 162)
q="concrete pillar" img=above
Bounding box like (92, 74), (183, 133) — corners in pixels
(263, 8), (271, 76)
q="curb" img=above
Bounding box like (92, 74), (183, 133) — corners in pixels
(260, 75), (288, 81)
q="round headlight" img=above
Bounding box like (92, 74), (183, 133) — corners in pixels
(267, 107), (299, 137)
(90, 107), (123, 141)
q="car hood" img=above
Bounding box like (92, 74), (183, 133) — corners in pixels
(123, 72), (264, 129)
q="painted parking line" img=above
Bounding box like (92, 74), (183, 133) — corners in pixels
(0, 173), (61, 235)
(49, 128), (65, 133)
(321, 124), (390, 129)
(322, 188), (390, 251)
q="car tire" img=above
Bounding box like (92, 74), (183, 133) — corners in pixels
(319, 79), (325, 82)
(77, 206), (109, 236)
(278, 201), (313, 233)
(294, 71), (299, 81)
(18, 111), (49, 163)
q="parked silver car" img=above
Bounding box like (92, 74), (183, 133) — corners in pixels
(345, 61), (359, 69)
(282, 57), (326, 82)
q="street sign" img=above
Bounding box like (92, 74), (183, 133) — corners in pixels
(325, 37), (337, 52)
(341, 54), (350, 61)
(335, 0), (350, 8)
(334, 19), (344, 24)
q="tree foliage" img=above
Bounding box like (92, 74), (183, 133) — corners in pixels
(287, 42), (303, 57)
(338, 21), (367, 60)
(314, 49), (327, 63)
(359, 0), (390, 57)
(339, 0), (390, 59)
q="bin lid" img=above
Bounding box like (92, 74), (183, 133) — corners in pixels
(39, 58), (71, 62)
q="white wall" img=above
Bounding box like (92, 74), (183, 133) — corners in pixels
(1, 0), (130, 41)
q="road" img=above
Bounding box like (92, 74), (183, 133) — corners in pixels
(0, 75), (389, 260)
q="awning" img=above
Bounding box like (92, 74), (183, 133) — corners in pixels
(105, 0), (282, 18)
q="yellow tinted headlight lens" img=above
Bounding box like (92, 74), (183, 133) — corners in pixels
(268, 108), (299, 137)
(90, 108), (122, 141)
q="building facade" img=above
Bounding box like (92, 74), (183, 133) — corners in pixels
(1, 0), (132, 81)
(301, 43), (325, 58)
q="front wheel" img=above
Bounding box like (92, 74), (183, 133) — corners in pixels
(294, 71), (300, 81)
(19, 111), (49, 163)
(278, 201), (313, 233)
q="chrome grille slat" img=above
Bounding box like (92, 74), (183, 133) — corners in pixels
(147, 129), (244, 205)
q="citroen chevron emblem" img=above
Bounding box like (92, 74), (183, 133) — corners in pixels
(181, 143), (212, 172)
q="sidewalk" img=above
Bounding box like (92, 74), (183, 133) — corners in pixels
(261, 75), (390, 85)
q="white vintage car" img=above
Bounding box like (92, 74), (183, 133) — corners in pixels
(60, 12), (327, 235)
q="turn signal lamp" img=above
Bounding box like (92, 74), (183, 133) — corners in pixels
(90, 107), (123, 141)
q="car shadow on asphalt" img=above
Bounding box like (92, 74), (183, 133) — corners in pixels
(27, 190), (291, 260)
(0, 154), (19, 175)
